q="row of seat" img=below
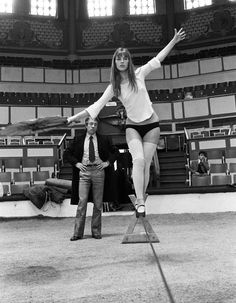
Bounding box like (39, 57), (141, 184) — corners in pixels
(208, 162), (234, 174)
(0, 45), (236, 68)
(149, 81), (236, 102)
(0, 81), (235, 106)
(0, 171), (50, 184)
(0, 92), (102, 106)
(190, 161), (236, 186)
(188, 127), (232, 139)
(189, 162), (236, 173)
(0, 171), (50, 196)
(0, 157), (58, 179)
(0, 136), (58, 146)
(0, 157), (57, 168)
(191, 174), (233, 186)
(190, 149), (236, 164)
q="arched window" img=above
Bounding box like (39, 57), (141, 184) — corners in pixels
(129, 0), (156, 15)
(184, 0), (212, 10)
(0, 0), (13, 13)
(87, 0), (113, 17)
(30, 0), (57, 17)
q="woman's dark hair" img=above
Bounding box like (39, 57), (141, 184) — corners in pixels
(110, 47), (137, 97)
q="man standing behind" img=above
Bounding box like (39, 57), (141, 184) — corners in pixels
(63, 117), (119, 241)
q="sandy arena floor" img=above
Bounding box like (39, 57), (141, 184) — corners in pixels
(1, 212), (236, 303)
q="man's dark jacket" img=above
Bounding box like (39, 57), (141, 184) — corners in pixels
(63, 132), (119, 205)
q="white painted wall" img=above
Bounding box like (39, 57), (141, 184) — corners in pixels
(1, 193), (236, 218)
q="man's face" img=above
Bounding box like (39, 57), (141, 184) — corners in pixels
(199, 153), (206, 161)
(86, 118), (98, 135)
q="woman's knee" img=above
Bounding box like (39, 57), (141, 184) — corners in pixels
(143, 142), (157, 162)
(133, 157), (145, 169)
(127, 138), (144, 161)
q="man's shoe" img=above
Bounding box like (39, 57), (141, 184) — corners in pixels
(92, 235), (102, 239)
(70, 235), (83, 241)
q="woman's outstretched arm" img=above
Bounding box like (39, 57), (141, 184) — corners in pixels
(67, 84), (114, 124)
(156, 28), (186, 63)
(67, 109), (89, 124)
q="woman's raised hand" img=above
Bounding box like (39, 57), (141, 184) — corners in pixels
(67, 116), (75, 124)
(173, 28), (186, 44)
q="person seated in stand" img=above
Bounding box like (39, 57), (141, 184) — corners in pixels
(67, 28), (186, 217)
(189, 151), (210, 176)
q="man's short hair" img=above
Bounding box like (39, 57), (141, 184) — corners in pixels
(85, 117), (99, 124)
(198, 150), (207, 158)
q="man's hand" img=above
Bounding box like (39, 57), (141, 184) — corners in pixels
(75, 162), (87, 172)
(97, 161), (109, 170)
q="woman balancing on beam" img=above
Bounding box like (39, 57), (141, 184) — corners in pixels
(67, 28), (186, 217)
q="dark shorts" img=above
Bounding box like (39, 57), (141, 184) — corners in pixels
(125, 122), (160, 138)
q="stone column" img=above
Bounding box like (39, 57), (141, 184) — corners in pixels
(68, 0), (77, 58)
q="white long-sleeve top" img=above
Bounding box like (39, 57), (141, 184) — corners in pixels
(86, 56), (161, 123)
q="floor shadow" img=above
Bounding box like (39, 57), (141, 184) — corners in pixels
(5, 266), (61, 285)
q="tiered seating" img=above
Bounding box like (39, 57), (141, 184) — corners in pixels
(228, 163), (236, 184)
(185, 124), (236, 186)
(0, 172), (11, 195)
(11, 172), (31, 194)
(38, 158), (58, 178)
(209, 163), (229, 184)
(22, 157), (39, 177)
(172, 88), (184, 100)
(61, 93), (73, 106)
(206, 149), (225, 164)
(211, 174), (231, 185)
(33, 171), (50, 184)
(165, 134), (182, 151)
(0, 80), (235, 107)
(0, 162), (52, 195)
(228, 81), (236, 93)
(0, 138), (7, 145)
(188, 161), (233, 186)
(3, 158), (22, 177)
(191, 175), (211, 186)
(8, 137), (22, 145)
(0, 45), (236, 69)
(13, 171), (31, 185)
(193, 85), (205, 98)
(0, 136), (60, 146)
(205, 83), (217, 96)
(0, 136), (59, 194)
(187, 126), (231, 140)
(225, 149), (236, 163)
(186, 142), (236, 186)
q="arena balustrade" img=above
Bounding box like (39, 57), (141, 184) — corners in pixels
(1, 45), (236, 69)
(0, 81), (235, 107)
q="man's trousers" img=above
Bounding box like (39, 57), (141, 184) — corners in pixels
(73, 167), (105, 237)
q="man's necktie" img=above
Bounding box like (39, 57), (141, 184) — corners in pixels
(89, 136), (95, 163)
